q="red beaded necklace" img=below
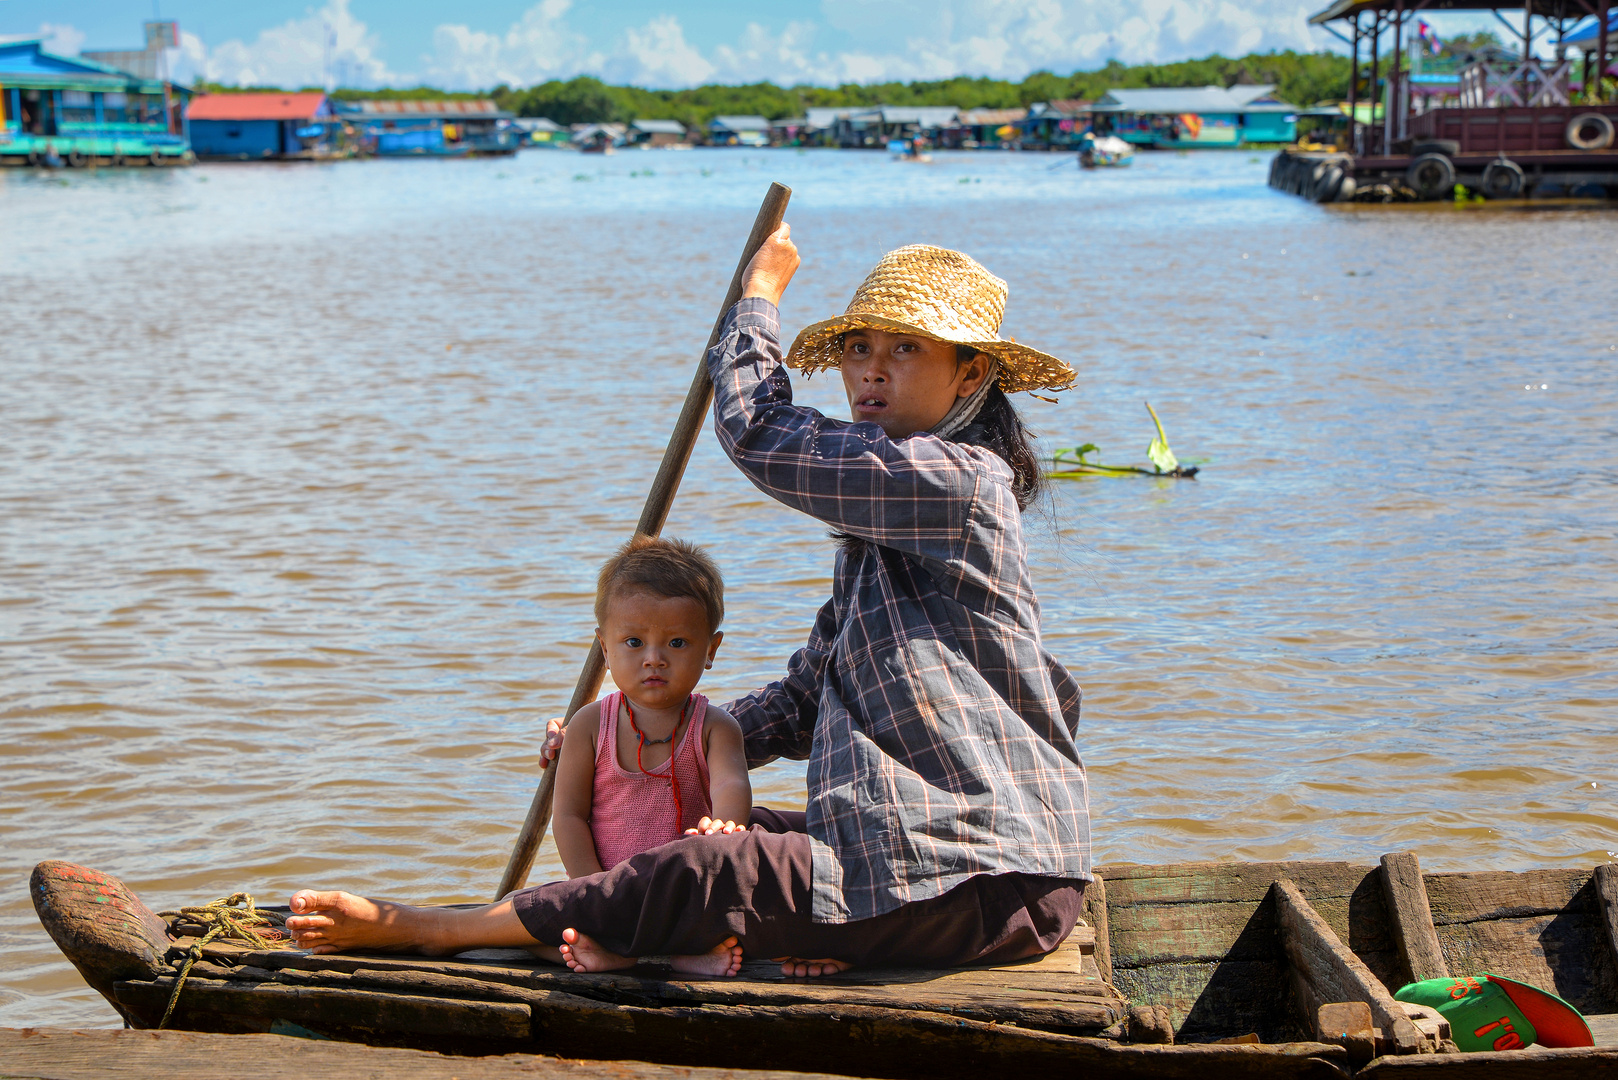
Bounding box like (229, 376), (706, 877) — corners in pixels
(623, 694), (690, 833)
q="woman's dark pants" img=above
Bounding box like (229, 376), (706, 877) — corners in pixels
(511, 807), (1087, 968)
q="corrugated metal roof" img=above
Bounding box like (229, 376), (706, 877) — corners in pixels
(957, 107), (1029, 125)
(1093, 86), (1242, 113)
(1226, 84), (1278, 107)
(879, 105), (960, 126)
(1565, 12), (1618, 45)
(805, 107), (853, 128)
(337, 99), (511, 119)
(189, 91), (328, 121)
(631, 118), (686, 134)
(711, 114), (770, 131)
(1311, 0), (1580, 23)
(513, 117), (563, 132)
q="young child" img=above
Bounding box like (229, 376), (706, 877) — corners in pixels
(543, 535), (751, 976)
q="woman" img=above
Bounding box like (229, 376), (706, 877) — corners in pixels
(285, 225), (1092, 976)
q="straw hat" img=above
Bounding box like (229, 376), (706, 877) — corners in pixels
(784, 245), (1075, 395)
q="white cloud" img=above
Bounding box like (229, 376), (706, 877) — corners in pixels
(202, 0), (397, 89)
(2, 23), (90, 57)
(144, 0), (1365, 94)
(603, 15), (715, 87)
(422, 0), (601, 89)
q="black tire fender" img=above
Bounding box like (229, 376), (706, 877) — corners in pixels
(1566, 113), (1615, 151)
(1406, 152), (1456, 199)
(1481, 158), (1525, 198)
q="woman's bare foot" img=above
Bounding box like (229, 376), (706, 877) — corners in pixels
(670, 936), (744, 977)
(558, 927), (635, 973)
(285, 891), (452, 956)
(774, 956), (852, 978)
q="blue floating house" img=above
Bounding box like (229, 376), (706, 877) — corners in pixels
(1092, 85), (1299, 147)
(188, 91), (338, 159)
(0, 36), (191, 166)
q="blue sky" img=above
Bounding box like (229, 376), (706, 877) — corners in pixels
(7, 0), (1510, 91)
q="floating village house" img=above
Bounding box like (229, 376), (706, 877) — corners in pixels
(512, 117), (565, 147)
(0, 31), (191, 166)
(709, 114), (771, 146)
(947, 108), (1030, 148)
(334, 99), (518, 156)
(1091, 85), (1298, 147)
(188, 91), (338, 160)
(1022, 100), (1095, 149)
(629, 118), (688, 147)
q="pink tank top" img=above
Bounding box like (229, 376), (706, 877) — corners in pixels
(589, 691), (712, 870)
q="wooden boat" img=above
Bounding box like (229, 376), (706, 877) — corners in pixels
(1079, 132), (1135, 168)
(32, 853), (1618, 1077)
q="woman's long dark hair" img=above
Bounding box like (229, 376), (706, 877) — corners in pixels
(954, 346), (1046, 511)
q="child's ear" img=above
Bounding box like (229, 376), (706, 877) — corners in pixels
(705, 630), (723, 669)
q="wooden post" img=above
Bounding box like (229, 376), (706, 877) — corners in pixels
(1370, 15), (1383, 151)
(1348, 13), (1360, 153)
(1600, 0), (1612, 104)
(1387, 0), (1404, 155)
(1082, 874), (1112, 983)
(1594, 863), (1618, 971)
(1273, 878), (1426, 1056)
(493, 182), (793, 901)
(1379, 852), (1449, 985)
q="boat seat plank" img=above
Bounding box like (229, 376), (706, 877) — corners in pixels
(1380, 853), (1450, 985)
(1273, 879), (1424, 1055)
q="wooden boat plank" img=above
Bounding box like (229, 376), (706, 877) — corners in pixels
(114, 977), (533, 1041)
(1100, 862), (1378, 904)
(1422, 869), (1594, 924)
(190, 937), (1128, 1029)
(0, 1027), (854, 1080)
(193, 959), (1124, 1032)
(1380, 853), (1450, 985)
(1274, 879), (1424, 1055)
(108, 976), (1350, 1079)
(1085, 874), (1114, 981)
(1597, 865), (1618, 977)
(1108, 958), (1301, 1043)
(1357, 1044), (1618, 1076)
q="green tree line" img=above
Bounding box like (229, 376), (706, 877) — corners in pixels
(194, 48), (1354, 127)
(494, 50), (1353, 126)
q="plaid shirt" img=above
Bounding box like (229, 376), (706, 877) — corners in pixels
(711, 298), (1092, 924)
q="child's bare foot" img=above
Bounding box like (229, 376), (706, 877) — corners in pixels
(286, 891), (452, 956)
(559, 927), (635, 973)
(670, 936), (743, 977)
(774, 956), (852, 978)
(525, 943), (566, 965)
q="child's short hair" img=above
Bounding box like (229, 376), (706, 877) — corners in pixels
(595, 536), (724, 634)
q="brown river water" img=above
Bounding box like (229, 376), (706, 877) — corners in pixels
(2, 149), (1615, 1027)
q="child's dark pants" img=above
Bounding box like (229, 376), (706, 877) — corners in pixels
(510, 807), (1087, 967)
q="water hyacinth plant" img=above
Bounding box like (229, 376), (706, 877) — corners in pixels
(1049, 401), (1201, 479)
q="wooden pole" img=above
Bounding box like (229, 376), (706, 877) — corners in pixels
(493, 181), (793, 901)
(1600, 0), (1612, 104)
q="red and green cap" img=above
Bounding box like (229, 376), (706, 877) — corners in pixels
(1394, 974), (1593, 1052)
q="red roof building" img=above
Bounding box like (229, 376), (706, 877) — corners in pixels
(188, 91), (329, 121)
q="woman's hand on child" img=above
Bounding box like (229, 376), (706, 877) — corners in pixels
(741, 223), (799, 308)
(538, 717), (566, 769)
(684, 816), (745, 836)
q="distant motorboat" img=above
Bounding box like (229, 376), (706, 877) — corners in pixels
(888, 138), (932, 163)
(1078, 133), (1134, 168)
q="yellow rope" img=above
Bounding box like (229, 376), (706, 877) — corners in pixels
(156, 893), (287, 1029)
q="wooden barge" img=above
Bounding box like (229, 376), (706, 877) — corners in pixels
(32, 853), (1618, 1077)
(1274, 0), (1617, 201)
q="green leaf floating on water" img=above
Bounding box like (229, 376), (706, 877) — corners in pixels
(1145, 401), (1178, 474)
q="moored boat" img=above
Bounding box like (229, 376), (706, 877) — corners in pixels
(1078, 132), (1134, 168)
(32, 853), (1618, 1077)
